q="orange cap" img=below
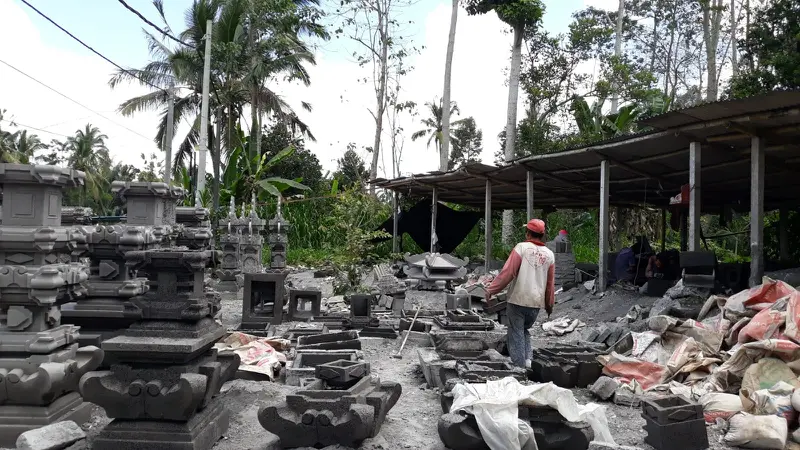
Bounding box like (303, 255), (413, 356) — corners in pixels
(524, 219), (545, 234)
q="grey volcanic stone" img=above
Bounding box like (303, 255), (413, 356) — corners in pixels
(590, 376), (620, 400)
(15, 420), (85, 450)
(588, 442), (644, 450)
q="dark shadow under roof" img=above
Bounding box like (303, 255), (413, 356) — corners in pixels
(372, 91), (800, 212)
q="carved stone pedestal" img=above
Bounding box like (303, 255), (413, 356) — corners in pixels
(80, 249), (239, 450)
(0, 164), (104, 446)
(61, 225), (156, 348)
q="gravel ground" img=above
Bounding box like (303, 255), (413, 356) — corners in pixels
(69, 270), (749, 450)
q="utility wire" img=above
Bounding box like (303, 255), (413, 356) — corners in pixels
(117, 0), (195, 48)
(115, 0), (224, 111)
(0, 118), (70, 138)
(19, 0), (168, 95)
(0, 59), (153, 142)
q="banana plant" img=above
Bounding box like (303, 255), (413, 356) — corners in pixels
(221, 131), (309, 208)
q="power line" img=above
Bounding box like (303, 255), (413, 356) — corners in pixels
(0, 59), (154, 142)
(116, 0), (223, 105)
(19, 0), (168, 95)
(116, 0), (195, 49)
(0, 118), (70, 138)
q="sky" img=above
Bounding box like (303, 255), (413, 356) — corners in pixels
(0, 0), (618, 178)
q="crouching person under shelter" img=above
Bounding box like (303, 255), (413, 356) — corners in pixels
(485, 219), (555, 368)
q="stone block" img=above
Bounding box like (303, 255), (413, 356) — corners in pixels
(529, 344), (603, 388)
(0, 392), (93, 448)
(446, 293), (471, 310)
(454, 360), (526, 383)
(15, 420), (85, 450)
(437, 413), (488, 450)
(612, 387), (641, 407)
(433, 335), (489, 360)
(590, 376), (620, 400)
(91, 396), (230, 450)
(283, 322), (328, 342)
(399, 317), (431, 333)
(641, 396), (704, 425)
(286, 350), (361, 386)
(434, 313), (494, 331)
(288, 289), (322, 321)
(258, 376), (401, 448)
(315, 359), (370, 388)
(642, 415), (708, 450)
(297, 330), (361, 351)
(357, 326), (398, 339)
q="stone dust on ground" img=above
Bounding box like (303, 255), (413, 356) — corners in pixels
(70, 271), (741, 450)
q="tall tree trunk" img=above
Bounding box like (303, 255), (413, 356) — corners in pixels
(730, 0), (737, 76)
(249, 11), (262, 162)
(610, 0), (625, 114)
(440, 0), (459, 172)
(212, 109), (222, 212)
(501, 24), (524, 244)
(369, 0), (389, 195)
(700, 0), (723, 101)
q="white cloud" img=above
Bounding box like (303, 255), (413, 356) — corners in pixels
(0, 0), (163, 169)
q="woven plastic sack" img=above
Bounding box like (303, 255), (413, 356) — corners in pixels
(724, 412), (787, 449)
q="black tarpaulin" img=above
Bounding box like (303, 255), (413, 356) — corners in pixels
(375, 199), (482, 254)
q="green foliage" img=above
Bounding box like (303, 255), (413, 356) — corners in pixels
(449, 117), (483, 170)
(465, 0), (545, 30)
(728, 0), (800, 97)
(333, 146), (369, 190)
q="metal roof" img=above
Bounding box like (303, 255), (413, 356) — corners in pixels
(372, 91), (800, 212)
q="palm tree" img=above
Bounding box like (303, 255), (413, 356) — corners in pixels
(10, 130), (46, 163)
(411, 99), (467, 166)
(109, 0), (323, 210)
(441, 0), (460, 172)
(65, 124), (111, 205)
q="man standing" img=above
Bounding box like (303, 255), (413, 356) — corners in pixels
(485, 219), (555, 368)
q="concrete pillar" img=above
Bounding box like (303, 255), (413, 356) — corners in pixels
(485, 180), (492, 273)
(430, 188), (438, 253)
(680, 213), (688, 251)
(689, 142), (702, 251)
(779, 208), (789, 263)
(750, 136), (765, 286)
(392, 191), (399, 254)
(526, 170), (534, 220)
(661, 208), (667, 252)
(598, 160), (610, 292)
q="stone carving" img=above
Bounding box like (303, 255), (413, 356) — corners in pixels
(175, 194), (212, 251)
(404, 253), (468, 290)
(240, 193), (265, 274)
(267, 196), (290, 269)
(259, 375), (401, 448)
(215, 198), (246, 292)
(80, 248), (238, 450)
(241, 270), (287, 329)
(111, 181), (185, 246)
(0, 164), (104, 447)
(60, 224), (157, 348)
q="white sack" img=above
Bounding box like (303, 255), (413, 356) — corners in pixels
(724, 412), (788, 449)
(450, 377), (615, 450)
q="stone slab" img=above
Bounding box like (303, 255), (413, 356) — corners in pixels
(588, 442), (644, 450)
(285, 350), (360, 386)
(0, 392), (92, 448)
(90, 397), (230, 450)
(15, 420), (85, 450)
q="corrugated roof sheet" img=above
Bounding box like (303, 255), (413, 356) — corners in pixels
(372, 92), (800, 212)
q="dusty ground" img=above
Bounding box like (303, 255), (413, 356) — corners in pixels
(68, 271), (741, 450)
